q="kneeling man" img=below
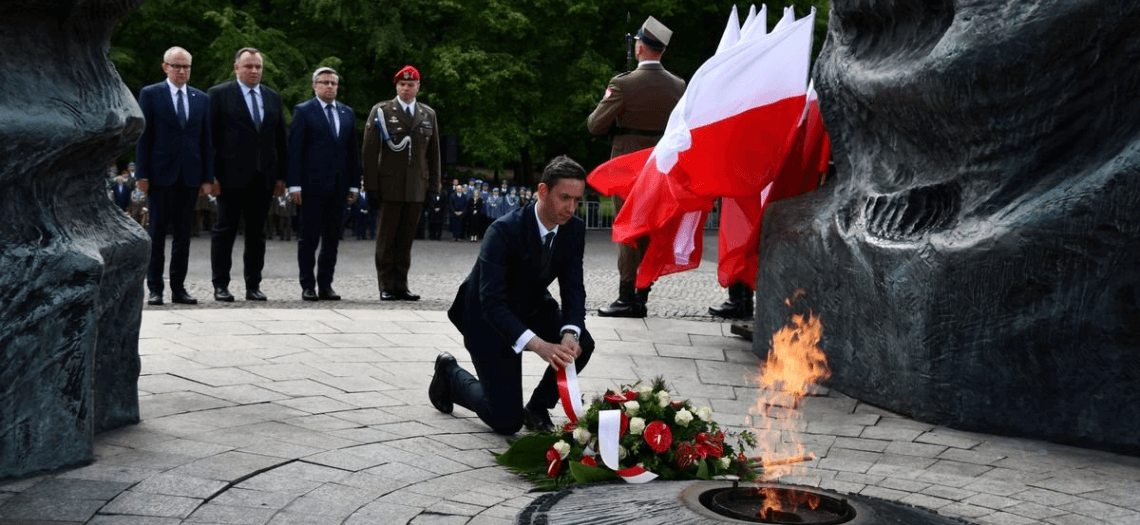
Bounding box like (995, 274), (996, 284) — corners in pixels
(430, 156), (595, 434)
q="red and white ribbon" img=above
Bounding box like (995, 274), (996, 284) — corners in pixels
(599, 409), (658, 483)
(556, 363), (584, 423)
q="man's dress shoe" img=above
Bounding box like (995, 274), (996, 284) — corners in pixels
(318, 287), (341, 301)
(171, 289), (198, 305)
(147, 292), (163, 306)
(597, 299), (646, 318)
(522, 406), (555, 433)
(214, 287), (235, 302)
(246, 288), (267, 301)
(397, 290), (420, 301)
(429, 352), (456, 414)
(302, 287), (318, 301)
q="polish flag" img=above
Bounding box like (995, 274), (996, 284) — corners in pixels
(589, 7), (818, 288)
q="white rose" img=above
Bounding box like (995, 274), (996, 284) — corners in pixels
(638, 385), (654, 401)
(553, 440), (571, 459)
(629, 417), (646, 435)
(573, 427), (592, 445)
(674, 409), (694, 427)
(624, 400), (640, 416)
(696, 406), (713, 421)
(619, 445), (628, 459)
(719, 457), (731, 469)
(655, 390), (671, 407)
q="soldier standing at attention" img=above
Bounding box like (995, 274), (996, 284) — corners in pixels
(587, 16), (685, 318)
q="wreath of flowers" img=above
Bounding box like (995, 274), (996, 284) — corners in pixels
(495, 377), (760, 490)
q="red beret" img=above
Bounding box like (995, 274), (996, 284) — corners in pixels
(394, 65), (420, 84)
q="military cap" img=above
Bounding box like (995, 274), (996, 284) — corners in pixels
(394, 65), (420, 84)
(636, 16), (672, 49)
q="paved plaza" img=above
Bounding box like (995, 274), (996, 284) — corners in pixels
(2, 231), (1139, 524)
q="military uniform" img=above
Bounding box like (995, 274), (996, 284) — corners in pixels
(588, 16), (685, 317)
(362, 67), (441, 298)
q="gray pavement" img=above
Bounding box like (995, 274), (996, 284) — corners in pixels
(2, 232), (1140, 525)
(150, 229), (732, 318)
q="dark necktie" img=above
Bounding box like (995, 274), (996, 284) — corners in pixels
(542, 231), (555, 268)
(176, 89), (187, 126)
(249, 89), (261, 130)
(405, 105), (413, 119)
(325, 104), (337, 137)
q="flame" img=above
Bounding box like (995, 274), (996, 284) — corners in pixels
(748, 308), (830, 515)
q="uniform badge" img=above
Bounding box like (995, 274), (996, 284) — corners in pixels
(388, 115), (399, 123)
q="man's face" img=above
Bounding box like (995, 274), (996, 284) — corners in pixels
(234, 51), (263, 86)
(313, 72), (339, 104)
(537, 178), (585, 227)
(163, 52), (191, 88)
(396, 79), (420, 104)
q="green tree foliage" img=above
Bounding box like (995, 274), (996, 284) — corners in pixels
(112, 0), (829, 179)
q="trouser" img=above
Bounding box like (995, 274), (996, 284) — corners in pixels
(375, 200), (423, 293)
(147, 180), (197, 293)
(211, 184), (271, 289)
(613, 196), (649, 284)
(448, 311), (596, 435)
(297, 193), (344, 289)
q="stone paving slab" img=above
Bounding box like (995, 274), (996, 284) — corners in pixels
(2, 309), (1140, 525)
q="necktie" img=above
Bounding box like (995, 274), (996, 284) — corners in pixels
(176, 90), (187, 126)
(405, 105), (413, 118)
(249, 89), (261, 130)
(542, 231), (556, 269)
(325, 104), (337, 137)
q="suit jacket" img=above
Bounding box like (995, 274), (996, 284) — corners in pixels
(207, 80), (288, 191)
(287, 98), (360, 196)
(135, 81), (213, 187)
(361, 99), (441, 202)
(586, 62), (686, 158)
(448, 204), (587, 359)
(113, 183), (132, 210)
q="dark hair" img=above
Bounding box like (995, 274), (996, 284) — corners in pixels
(540, 155), (586, 188)
(234, 47), (260, 62)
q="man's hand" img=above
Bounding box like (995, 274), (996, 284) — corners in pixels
(561, 332), (583, 358)
(527, 337), (577, 370)
(274, 179), (286, 197)
(290, 191), (302, 205)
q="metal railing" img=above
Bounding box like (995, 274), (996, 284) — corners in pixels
(577, 201), (720, 230)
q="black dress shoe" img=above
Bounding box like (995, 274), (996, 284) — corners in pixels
(597, 299), (646, 318)
(397, 290), (420, 301)
(171, 289), (198, 305)
(302, 287), (318, 301)
(522, 406), (555, 433)
(318, 287), (341, 301)
(380, 290), (397, 301)
(214, 287), (235, 302)
(429, 352), (456, 414)
(147, 292), (163, 306)
(246, 288), (267, 301)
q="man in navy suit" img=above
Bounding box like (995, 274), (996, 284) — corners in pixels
(430, 156), (596, 434)
(207, 47), (288, 302)
(287, 67), (360, 301)
(135, 46), (214, 305)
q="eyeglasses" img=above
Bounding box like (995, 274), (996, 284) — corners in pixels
(315, 80), (339, 86)
(165, 63), (191, 71)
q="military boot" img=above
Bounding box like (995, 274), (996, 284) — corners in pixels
(599, 281), (646, 318)
(709, 283), (752, 319)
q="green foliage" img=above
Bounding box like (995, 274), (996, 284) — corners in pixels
(111, 0), (830, 170)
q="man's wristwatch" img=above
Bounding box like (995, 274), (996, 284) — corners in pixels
(561, 330), (579, 343)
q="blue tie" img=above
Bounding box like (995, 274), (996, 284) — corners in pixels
(176, 90), (187, 126)
(249, 89), (261, 130)
(326, 104), (338, 137)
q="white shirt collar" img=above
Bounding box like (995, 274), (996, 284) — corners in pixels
(637, 60), (661, 67)
(321, 99), (337, 110)
(238, 80), (260, 94)
(398, 99), (416, 113)
(534, 201), (559, 238)
(165, 78), (185, 96)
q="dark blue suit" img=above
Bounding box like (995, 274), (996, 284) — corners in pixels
(207, 80), (288, 290)
(112, 182), (132, 211)
(446, 204), (595, 434)
(136, 80), (213, 295)
(287, 98), (360, 290)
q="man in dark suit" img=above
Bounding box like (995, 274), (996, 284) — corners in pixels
(135, 46), (214, 305)
(111, 174), (132, 212)
(588, 16), (686, 318)
(287, 67), (360, 301)
(361, 65), (441, 301)
(429, 156), (595, 434)
(208, 47), (288, 302)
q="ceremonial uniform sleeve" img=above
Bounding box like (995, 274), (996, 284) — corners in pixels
(361, 105), (381, 193)
(587, 79), (624, 136)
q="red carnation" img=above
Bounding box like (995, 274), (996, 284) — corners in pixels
(676, 442), (697, 469)
(644, 421), (673, 453)
(545, 447), (563, 478)
(624, 390), (639, 401)
(581, 456), (597, 467)
(620, 411), (630, 437)
(604, 392), (627, 404)
(696, 432), (713, 444)
(563, 421), (576, 433)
